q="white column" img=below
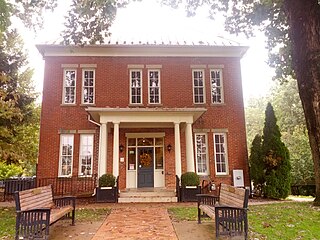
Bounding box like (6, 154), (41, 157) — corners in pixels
(113, 122), (120, 177)
(185, 122), (195, 172)
(174, 122), (182, 177)
(98, 123), (107, 177)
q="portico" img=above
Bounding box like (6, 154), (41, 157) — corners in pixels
(86, 107), (206, 188)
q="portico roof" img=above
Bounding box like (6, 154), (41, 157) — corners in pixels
(86, 107), (207, 128)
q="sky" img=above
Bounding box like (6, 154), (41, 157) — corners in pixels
(23, 0), (274, 103)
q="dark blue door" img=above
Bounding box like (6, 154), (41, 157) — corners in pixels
(138, 147), (154, 188)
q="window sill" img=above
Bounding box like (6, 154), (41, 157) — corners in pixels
(215, 174), (230, 177)
(193, 103), (207, 107)
(60, 103), (77, 107)
(80, 104), (96, 107)
(128, 104), (144, 107)
(147, 104), (163, 107)
(210, 103), (226, 107)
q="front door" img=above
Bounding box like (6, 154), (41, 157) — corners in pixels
(137, 147), (154, 188)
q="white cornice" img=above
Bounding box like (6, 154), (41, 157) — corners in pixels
(86, 107), (207, 125)
(36, 44), (248, 58)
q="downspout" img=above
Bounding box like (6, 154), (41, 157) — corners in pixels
(87, 115), (101, 189)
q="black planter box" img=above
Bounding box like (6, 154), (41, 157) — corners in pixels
(95, 187), (117, 203)
(180, 186), (201, 202)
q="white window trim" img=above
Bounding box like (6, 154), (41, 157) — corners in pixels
(148, 69), (161, 104)
(81, 69), (95, 105)
(129, 69), (143, 104)
(192, 69), (206, 104)
(213, 132), (229, 175)
(210, 69), (224, 104)
(62, 69), (77, 105)
(195, 133), (209, 175)
(78, 134), (94, 177)
(58, 134), (74, 177)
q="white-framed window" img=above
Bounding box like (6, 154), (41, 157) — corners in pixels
(79, 134), (94, 176)
(82, 69), (95, 104)
(214, 133), (228, 175)
(130, 70), (142, 104)
(195, 133), (209, 175)
(148, 70), (161, 104)
(210, 69), (224, 103)
(192, 69), (205, 104)
(63, 69), (76, 104)
(59, 134), (74, 177)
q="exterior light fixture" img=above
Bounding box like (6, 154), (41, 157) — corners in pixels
(119, 144), (124, 152)
(167, 144), (172, 152)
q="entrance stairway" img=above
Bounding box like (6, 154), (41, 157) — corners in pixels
(118, 188), (177, 203)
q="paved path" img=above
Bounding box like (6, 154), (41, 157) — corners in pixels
(91, 205), (178, 240)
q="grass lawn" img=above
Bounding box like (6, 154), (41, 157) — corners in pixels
(0, 207), (110, 239)
(168, 201), (320, 240)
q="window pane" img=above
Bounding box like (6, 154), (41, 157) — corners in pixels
(130, 70), (142, 104)
(79, 135), (93, 176)
(155, 147), (163, 169)
(137, 138), (153, 146)
(214, 133), (228, 174)
(211, 69), (223, 103)
(195, 134), (208, 174)
(128, 147), (136, 170)
(60, 135), (74, 176)
(193, 70), (205, 103)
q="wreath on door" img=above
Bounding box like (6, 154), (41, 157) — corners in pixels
(140, 152), (152, 167)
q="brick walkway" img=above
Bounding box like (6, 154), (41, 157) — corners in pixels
(91, 205), (178, 240)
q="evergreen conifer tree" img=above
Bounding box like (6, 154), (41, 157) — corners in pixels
(262, 103), (291, 199)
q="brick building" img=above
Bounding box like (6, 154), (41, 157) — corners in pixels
(36, 41), (249, 195)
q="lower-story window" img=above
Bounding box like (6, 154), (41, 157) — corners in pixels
(59, 134), (74, 177)
(195, 133), (209, 175)
(79, 134), (94, 176)
(214, 133), (228, 175)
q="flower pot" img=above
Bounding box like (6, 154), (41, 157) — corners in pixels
(180, 185), (201, 202)
(95, 187), (117, 203)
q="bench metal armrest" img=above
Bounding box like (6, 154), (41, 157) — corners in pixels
(196, 194), (219, 207)
(215, 206), (248, 221)
(54, 196), (76, 209)
(16, 208), (51, 240)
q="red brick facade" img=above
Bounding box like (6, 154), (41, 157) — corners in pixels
(37, 44), (249, 190)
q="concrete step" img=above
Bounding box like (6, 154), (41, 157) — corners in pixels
(118, 196), (178, 203)
(118, 188), (177, 203)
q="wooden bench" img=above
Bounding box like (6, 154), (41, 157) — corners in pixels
(197, 183), (249, 239)
(14, 185), (76, 240)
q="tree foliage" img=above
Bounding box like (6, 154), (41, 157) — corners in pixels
(249, 103), (291, 199)
(249, 134), (264, 195)
(262, 103), (291, 199)
(246, 79), (314, 187)
(62, 0), (131, 45)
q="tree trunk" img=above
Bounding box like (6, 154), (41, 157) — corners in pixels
(284, 0), (320, 205)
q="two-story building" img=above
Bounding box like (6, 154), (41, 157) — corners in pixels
(36, 40), (249, 198)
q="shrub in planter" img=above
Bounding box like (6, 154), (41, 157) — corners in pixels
(180, 172), (201, 202)
(99, 173), (116, 187)
(96, 173), (117, 203)
(181, 172), (200, 187)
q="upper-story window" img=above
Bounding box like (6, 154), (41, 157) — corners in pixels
(214, 133), (228, 175)
(195, 133), (209, 175)
(59, 134), (74, 177)
(79, 134), (94, 176)
(130, 70), (142, 104)
(192, 69), (205, 104)
(210, 69), (224, 103)
(63, 69), (76, 104)
(82, 69), (95, 104)
(148, 70), (161, 104)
